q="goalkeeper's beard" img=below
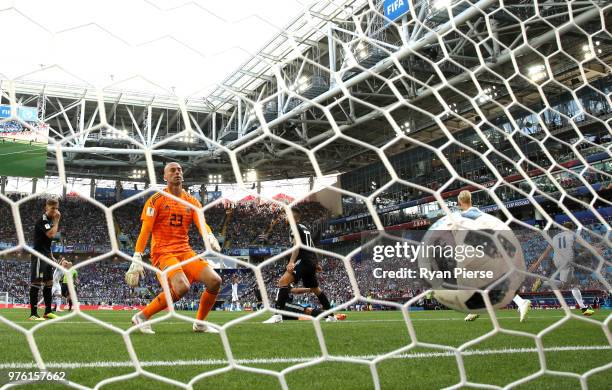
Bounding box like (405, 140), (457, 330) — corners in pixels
(167, 176), (183, 193)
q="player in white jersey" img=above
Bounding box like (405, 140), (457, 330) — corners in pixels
(552, 229), (575, 282)
(454, 191), (532, 323)
(231, 274), (239, 311)
(532, 221), (594, 316)
(51, 267), (63, 312)
(38, 258), (68, 313)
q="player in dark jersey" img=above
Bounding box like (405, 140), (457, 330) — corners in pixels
(263, 209), (344, 323)
(253, 286), (263, 311)
(29, 197), (62, 321)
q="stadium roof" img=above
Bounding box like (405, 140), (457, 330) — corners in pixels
(2, 0), (362, 110)
(1, 0), (608, 186)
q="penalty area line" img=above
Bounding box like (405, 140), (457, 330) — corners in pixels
(0, 345), (609, 370)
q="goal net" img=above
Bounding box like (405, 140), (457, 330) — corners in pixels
(0, 0), (610, 388)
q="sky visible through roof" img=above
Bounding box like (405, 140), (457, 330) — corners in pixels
(0, 0), (309, 97)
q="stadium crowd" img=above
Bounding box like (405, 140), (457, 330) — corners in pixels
(225, 203), (282, 248)
(0, 190), (609, 310)
(1, 196), (113, 252)
(324, 136), (612, 237)
(0, 255), (157, 306)
(264, 201), (330, 246)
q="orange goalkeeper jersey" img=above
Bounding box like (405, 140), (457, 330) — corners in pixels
(137, 188), (210, 256)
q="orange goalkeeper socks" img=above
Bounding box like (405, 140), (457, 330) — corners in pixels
(196, 289), (218, 321)
(142, 288), (180, 319)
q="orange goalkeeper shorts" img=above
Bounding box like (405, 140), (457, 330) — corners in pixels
(151, 250), (208, 284)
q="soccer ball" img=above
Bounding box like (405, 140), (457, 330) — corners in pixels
(417, 211), (525, 312)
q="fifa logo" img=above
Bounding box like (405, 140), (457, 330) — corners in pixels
(386, 0), (405, 14)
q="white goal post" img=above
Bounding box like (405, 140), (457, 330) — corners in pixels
(0, 292), (10, 309)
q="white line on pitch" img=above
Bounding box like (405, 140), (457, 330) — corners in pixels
(8, 315), (569, 325)
(0, 345), (609, 370)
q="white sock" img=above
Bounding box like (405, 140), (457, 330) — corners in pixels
(571, 288), (586, 309)
(55, 298), (62, 308)
(512, 294), (524, 306)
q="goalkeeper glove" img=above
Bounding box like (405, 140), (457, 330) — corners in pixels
(206, 233), (221, 252)
(125, 252), (145, 287)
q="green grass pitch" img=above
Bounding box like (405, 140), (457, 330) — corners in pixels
(0, 139), (47, 178)
(0, 309), (609, 389)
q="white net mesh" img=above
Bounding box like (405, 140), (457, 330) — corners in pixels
(0, 0), (610, 388)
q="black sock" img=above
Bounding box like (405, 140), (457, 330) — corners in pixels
(43, 286), (52, 314)
(316, 291), (331, 311)
(68, 297), (72, 311)
(29, 286), (39, 316)
(275, 287), (290, 311)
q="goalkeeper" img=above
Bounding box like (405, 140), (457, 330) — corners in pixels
(125, 162), (222, 334)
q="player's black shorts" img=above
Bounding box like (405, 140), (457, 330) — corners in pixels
(292, 258), (318, 288)
(61, 283), (69, 297)
(30, 255), (53, 282)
